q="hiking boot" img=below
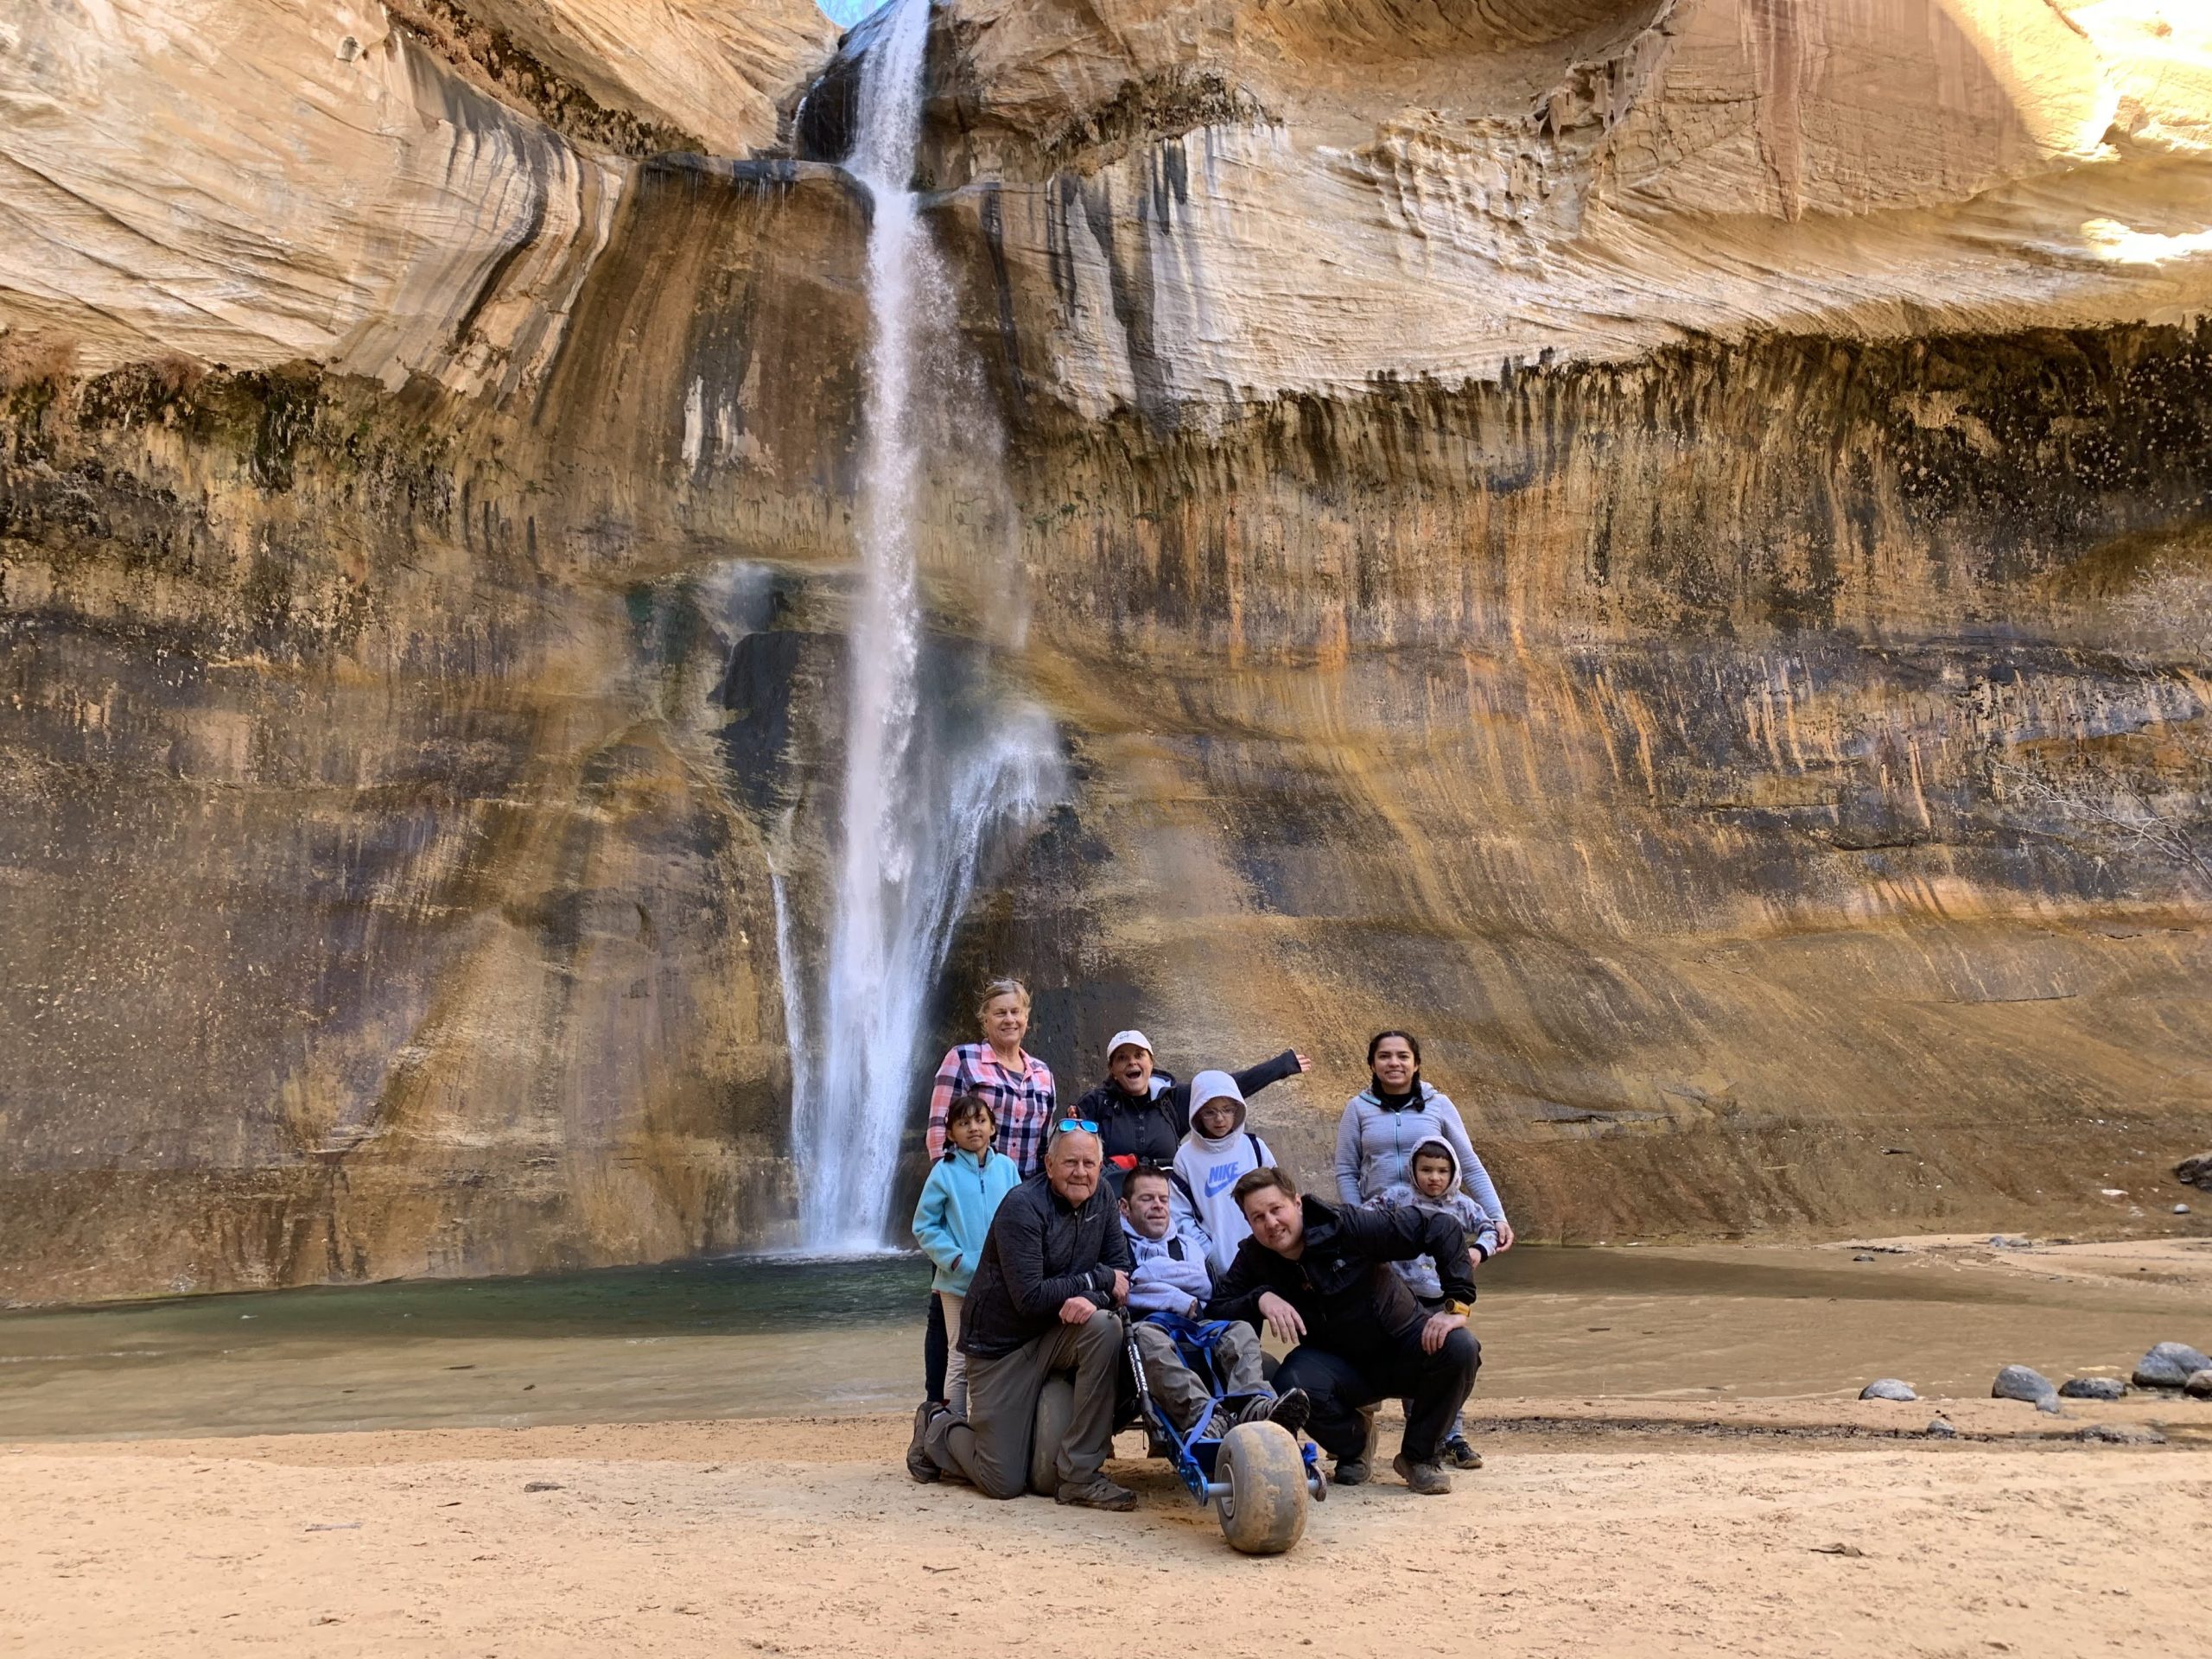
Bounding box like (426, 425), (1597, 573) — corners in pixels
(1055, 1473), (1136, 1512)
(906, 1402), (942, 1484)
(1443, 1435), (1483, 1470)
(1201, 1408), (1235, 1442)
(1393, 1453), (1453, 1496)
(1332, 1456), (1370, 1486)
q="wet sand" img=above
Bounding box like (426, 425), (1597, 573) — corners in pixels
(5, 1237), (2209, 1440)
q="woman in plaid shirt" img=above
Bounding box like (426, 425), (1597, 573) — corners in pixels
(925, 977), (1058, 1176)
(918, 976), (1056, 1408)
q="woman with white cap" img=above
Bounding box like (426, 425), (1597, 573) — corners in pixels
(1071, 1029), (1311, 1196)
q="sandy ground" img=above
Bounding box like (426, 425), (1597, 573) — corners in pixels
(7, 1236), (2208, 1655)
(5, 1397), (2209, 1659)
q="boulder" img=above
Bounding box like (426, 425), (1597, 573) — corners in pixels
(2176, 1153), (2212, 1191)
(2057, 1377), (2127, 1402)
(2187, 1370), (2212, 1399)
(1925, 1416), (1960, 1439)
(1859, 1379), (1917, 1402)
(2132, 1344), (2212, 1389)
(1992, 1364), (2056, 1404)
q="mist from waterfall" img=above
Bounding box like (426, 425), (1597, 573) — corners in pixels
(791, 0), (1061, 1252)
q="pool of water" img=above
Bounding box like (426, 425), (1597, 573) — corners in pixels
(0, 1244), (2197, 1441)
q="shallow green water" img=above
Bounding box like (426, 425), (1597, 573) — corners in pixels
(0, 1244), (2196, 1441)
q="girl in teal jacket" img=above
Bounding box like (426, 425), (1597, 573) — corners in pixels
(911, 1094), (1021, 1414)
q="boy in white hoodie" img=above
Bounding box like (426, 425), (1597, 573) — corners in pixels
(1170, 1071), (1280, 1279)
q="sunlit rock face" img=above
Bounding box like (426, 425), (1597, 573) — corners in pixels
(3, 0), (2211, 1297)
(908, 0), (2212, 1235)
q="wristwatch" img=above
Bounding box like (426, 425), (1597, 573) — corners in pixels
(1443, 1300), (1474, 1319)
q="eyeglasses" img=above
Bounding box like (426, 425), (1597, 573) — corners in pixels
(1053, 1117), (1099, 1134)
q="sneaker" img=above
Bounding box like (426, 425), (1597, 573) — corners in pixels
(1332, 1456), (1370, 1486)
(1201, 1408), (1235, 1442)
(1392, 1453), (1452, 1496)
(1055, 1474), (1136, 1512)
(1265, 1388), (1311, 1438)
(1443, 1435), (1483, 1470)
(906, 1402), (943, 1484)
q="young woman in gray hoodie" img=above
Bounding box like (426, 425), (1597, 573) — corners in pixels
(1333, 1030), (1514, 1250)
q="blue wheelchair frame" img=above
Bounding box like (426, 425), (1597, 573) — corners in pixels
(1126, 1312), (1326, 1504)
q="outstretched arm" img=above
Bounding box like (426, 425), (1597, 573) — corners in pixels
(1340, 1203), (1479, 1304)
(1229, 1049), (1311, 1100)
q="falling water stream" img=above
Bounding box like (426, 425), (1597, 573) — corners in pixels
(791, 0), (1060, 1252)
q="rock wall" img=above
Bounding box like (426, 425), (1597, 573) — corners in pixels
(3, 0), (2210, 1298)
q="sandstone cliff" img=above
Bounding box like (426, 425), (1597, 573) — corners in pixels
(2, 0), (2208, 1298)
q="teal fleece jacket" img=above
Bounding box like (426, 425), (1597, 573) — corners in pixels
(912, 1145), (1022, 1295)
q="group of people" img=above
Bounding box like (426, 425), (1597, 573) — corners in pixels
(904, 976), (1514, 1510)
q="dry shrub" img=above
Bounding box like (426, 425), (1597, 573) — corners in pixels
(0, 329), (78, 393)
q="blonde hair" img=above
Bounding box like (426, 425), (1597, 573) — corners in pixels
(975, 976), (1032, 1026)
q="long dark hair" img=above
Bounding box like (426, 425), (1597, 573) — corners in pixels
(1366, 1029), (1423, 1097)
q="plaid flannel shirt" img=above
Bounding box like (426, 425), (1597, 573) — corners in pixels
(926, 1043), (1058, 1177)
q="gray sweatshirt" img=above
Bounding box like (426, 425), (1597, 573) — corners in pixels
(1121, 1216), (1216, 1316)
(1367, 1138), (1501, 1300)
(1334, 1081), (1508, 1224)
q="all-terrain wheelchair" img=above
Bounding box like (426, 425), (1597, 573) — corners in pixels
(1027, 1312), (1326, 1554)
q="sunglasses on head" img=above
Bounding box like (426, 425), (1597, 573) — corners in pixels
(1053, 1117), (1099, 1135)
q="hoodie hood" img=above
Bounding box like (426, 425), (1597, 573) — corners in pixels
(1405, 1136), (1462, 1198)
(1186, 1070), (1247, 1143)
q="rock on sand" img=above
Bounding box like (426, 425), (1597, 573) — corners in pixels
(2131, 1343), (2212, 1389)
(1860, 1379), (1917, 1402)
(1992, 1364), (2056, 1404)
(2058, 1377), (2128, 1402)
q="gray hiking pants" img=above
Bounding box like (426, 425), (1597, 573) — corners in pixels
(1133, 1319), (1265, 1433)
(924, 1310), (1123, 1498)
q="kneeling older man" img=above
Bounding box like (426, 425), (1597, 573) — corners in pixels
(908, 1122), (1138, 1510)
(1205, 1165), (1480, 1495)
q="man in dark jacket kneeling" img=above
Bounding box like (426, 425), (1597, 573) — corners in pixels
(907, 1124), (1137, 1510)
(1205, 1166), (1479, 1495)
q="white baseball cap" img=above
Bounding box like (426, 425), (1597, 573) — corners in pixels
(1106, 1029), (1153, 1059)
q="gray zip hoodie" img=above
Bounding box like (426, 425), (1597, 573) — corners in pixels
(1368, 1138), (1501, 1300)
(1334, 1080), (1508, 1224)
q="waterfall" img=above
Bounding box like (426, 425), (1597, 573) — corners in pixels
(791, 0), (1062, 1252)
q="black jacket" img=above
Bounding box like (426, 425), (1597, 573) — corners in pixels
(957, 1171), (1135, 1362)
(1205, 1195), (1475, 1356)
(1077, 1050), (1305, 1185)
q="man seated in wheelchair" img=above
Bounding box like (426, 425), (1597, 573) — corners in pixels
(1121, 1162), (1310, 1442)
